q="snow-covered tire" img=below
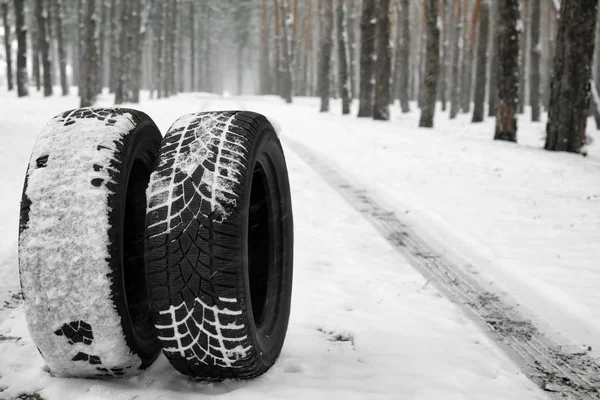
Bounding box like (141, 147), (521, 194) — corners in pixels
(146, 111), (293, 380)
(18, 108), (163, 378)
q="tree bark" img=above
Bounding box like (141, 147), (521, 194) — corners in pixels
(419, 0), (440, 127)
(397, 0), (410, 113)
(357, 0), (376, 117)
(80, 0), (98, 107)
(35, 0), (53, 96)
(114, 0), (129, 103)
(518, 0), (528, 114)
(318, 0), (333, 112)
(2, 1), (13, 91)
(439, 0), (450, 111)
(53, 0), (69, 95)
(12, 0), (27, 96)
(545, 0), (598, 153)
(98, 0), (107, 93)
(494, 0), (519, 142)
(487, 1), (497, 117)
(109, 0), (118, 92)
(336, 0), (351, 114)
(472, 0), (489, 122)
(373, 0), (391, 120)
(529, 0), (541, 121)
(460, 0), (479, 113)
(279, 0), (294, 103)
(31, 14), (40, 91)
(449, 0), (462, 118)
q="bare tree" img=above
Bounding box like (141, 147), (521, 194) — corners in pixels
(518, 0), (529, 114)
(114, 0), (130, 103)
(494, 0), (519, 142)
(53, 0), (69, 95)
(35, 0), (53, 96)
(336, 0), (351, 114)
(487, 1), (497, 117)
(529, 0), (541, 121)
(373, 0), (391, 120)
(2, 0), (13, 91)
(357, 0), (376, 117)
(318, 0), (334, 112)
(545, 0), (598, 153)
(279, 0), (294, 103)
(461, 0), (479, 113)
(109, 0), (118, 92)
(472, 0), (489, 122)
(419, 0), (440, 127)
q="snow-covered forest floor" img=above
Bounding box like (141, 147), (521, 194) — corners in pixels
(1, 88), (599, 399)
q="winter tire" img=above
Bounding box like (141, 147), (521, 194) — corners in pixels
(19, 108), (163, 378)
(146, 111), (293, 380)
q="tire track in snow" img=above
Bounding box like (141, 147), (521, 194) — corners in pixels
(281, 134), (600, 400)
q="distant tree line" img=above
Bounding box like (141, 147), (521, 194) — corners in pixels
(0, 0), (598, 154)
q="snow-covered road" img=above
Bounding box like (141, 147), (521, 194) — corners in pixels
(1, 89), (598, 399)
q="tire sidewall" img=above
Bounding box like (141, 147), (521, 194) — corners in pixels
(240, 123), (293, 367)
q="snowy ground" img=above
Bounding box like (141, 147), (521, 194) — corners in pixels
(1, 87), (598, 399)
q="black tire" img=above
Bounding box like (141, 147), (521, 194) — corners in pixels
(19, 108), (162, 378)
(146, 111), (293, 380)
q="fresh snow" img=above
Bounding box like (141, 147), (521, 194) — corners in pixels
(2, 87), (598, 399)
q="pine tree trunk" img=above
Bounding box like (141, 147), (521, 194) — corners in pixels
(97, 0), (106, 93)
(336, 0), (351, 114)
(357, 0), (376, 116)
(449, 0), (462, 118)
(131, 0), (152, 103)
(80, 0), (98, 107)
(53, 0), (69, 95)
(35, 0), (52, 96)
(529, 0), (541, 121)
(109, 0), (118, 92)
(77, 0), (85, 93)
(31, 16), (40, 91)
(13, 0), (27, 96)
(460, 0), (479, 113)
(114, 0), (129, 103)
(155, 0), (164, 98)
(487, 1), (497, 117)
(419, 0), (440, 127)
(397, 0), (410, 112)
(373, 0), (391, 120)
(472, 0), (489, 122)
(2, 1), (13, 91)
(518, 0), (528, 114)
(318, 0), (333, 112)
(494, 0), (519, 142)
(190, 2), (195, 92)
(439, 0), (450, 111)
(280, 0), (294, 103)
(545, 0), (598, 153)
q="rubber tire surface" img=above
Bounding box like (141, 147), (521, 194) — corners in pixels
(146, 111), (293, 380)
(19, 108), (162, 378)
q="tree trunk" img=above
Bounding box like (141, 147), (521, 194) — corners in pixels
(487, 1), (497, 117)
(114, 0), (129, 103)
(155, 0), (165, 98)
(449, 0), (462, 118)
(80, 0), (98, 107)
(439, 0), (450, 111)
(280, 0), (294, 103)
(472, 0), (489, 122)
(397, 0), (410, 113)
(529, 0), (541, 121)
(357, 0), (376, 117)
(460, 0), (479, 113)
(336, 0), (351, 114)
(419, 0), (440, 127)
(98, 0), (107, 93)
(190, 2), (195, 92)
(318, 0), (333, 112)
(53, 0), (69, 95)
(31, 15), (40, 91)
(35, 0), (53, 96)
(373, 0), (391, 120)
(109, 0), (118, 93)
(2, 1), (13, 91)
(13, 0), (27, 96)
(131, 0), (152, 103)
(545, 0), (598, 153)
(494, 0), (519, 142)
(518, 0), (528, 114)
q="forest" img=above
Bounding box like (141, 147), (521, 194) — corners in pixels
(0, 0), (599, 154)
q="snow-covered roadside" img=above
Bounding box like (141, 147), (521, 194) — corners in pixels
(239, 96), (600, 361)
(0, 89), (550, 399)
